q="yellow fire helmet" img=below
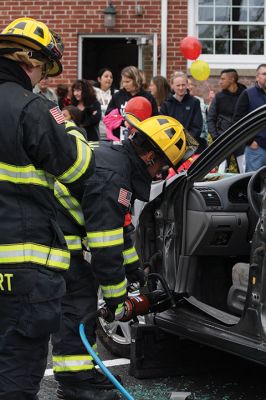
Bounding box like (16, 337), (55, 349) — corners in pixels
(125, 113), (199, 168)
(0, 17), (64, 76)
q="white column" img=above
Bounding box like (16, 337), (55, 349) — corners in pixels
(160, 0), (168, 76)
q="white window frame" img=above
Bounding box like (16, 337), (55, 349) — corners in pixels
(188, 0), (266, 70)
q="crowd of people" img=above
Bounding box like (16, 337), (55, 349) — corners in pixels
(41, 63), (266, 174)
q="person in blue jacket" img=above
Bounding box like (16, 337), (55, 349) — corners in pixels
(160, 71), (204, 153)
(233, 64), (266, 172)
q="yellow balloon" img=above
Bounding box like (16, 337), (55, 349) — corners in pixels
(190, 60), (210, 81)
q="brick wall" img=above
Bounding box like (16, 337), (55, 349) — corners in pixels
(1, 0), (254, 96)
(0, 0), (187, 87)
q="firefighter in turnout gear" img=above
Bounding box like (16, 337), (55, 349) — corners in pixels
(51, 122), (120, 400)
(0, 18), (93, 400)
(52, 98), (153, 400)
(58, 114), (197, 400)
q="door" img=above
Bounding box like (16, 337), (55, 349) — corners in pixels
(79, 34), (157, 89)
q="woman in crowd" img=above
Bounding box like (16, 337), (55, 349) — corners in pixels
(160, 71), (204, 153)
(71, 79), (101, 141)
(149, 75), (171, 111)
(62, 105), (82, 126)
(188, 77), (209, 152)
(105, 65), (158, 140)
(56, 83), (71, 110)
(94, 67), (116, 138)
(94, 67), (116, 106)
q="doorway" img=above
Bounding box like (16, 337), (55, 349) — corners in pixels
(79, 35), (157, 90)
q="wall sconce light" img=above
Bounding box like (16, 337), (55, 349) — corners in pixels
(135, 1), (143, 16)
(104, 1), (117, 29)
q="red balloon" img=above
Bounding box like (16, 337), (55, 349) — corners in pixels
(179, 36), (202, 60)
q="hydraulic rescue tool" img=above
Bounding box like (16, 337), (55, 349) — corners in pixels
(79, 273), (176, 400)
(98, 273), (176, 322)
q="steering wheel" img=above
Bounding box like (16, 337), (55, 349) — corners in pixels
(247, 166), (266, 217)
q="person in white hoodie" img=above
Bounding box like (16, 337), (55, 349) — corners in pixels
(94, 67), (117, 138)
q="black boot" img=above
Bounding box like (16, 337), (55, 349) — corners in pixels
(56, 383), (120, 400)
(56, 369), (122, 390)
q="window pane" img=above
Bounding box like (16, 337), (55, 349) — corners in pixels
(215, 25), (230, 38)
(215, 6), (230, 21)
(232, 7), (247, 21)
(198, 24), (214, 38)
(249, 25), (264, 39)
(202, 40), (214, 54)
(249, 0), (263, 6)
(232, 0), (247, 5)
(233, 25), (247, 39)
(199, 0), (213, 4)
(215, 40), (230, 54)
(199, 6), (214, 21)
(232, 40), (247, 54)
(250, 7), (264, 22)
(216, 0), (230, 4)
(249, 40), (264, 55)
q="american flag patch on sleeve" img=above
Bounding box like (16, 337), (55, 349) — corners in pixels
(49, 106), (65, 124)
(118, 188), (132, 208)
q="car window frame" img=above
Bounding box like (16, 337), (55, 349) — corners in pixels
(186, 104), (266, 183)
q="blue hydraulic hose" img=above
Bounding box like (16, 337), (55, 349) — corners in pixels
(79, 322), (135, 400)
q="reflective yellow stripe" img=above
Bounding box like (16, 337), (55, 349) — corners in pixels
(87, 228), (124, 248)
(64, 235), (82, 251)
(123, 246), (139, 265)
(88, 141), (100, 150)
(65, 121), (86, 141)
(100, 278), (127, 299)
(0, 162), (54, 188)
(58, 137), (92, 184)
(53, 354), (94, 372)
(0, 243), (70, 270)
(54, 181), (84, 226)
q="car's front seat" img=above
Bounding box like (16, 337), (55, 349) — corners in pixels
(227, 262), (250, 315)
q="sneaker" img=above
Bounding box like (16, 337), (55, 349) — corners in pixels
(56, 384), (120, 400)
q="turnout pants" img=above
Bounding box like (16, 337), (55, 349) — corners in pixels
(0, 267), (66, 400)
(52, 253), (98, 383)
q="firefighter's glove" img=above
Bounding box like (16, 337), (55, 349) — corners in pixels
(126, 267), (146, 289)
(103, 302), (125, 323)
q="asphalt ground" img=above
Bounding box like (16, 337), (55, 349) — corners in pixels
(38, 340), (266, 400)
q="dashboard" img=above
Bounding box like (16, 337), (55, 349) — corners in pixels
(188, 174), (252, 212)
(185, 173), (256, 256)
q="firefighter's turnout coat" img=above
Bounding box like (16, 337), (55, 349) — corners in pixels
(52, 125), (99, 379)
(83, 140), (152, 306)
(0, 58), (93, 399)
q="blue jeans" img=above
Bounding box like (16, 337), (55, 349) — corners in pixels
(245, 145), (266, 172)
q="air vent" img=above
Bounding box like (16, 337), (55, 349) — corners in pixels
(196, 187), (222, 208)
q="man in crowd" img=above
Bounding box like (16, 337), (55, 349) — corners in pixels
(33, 76), (58, 103)
(233, 64), (266, 172)
(0, 17), (93, 400)
(207, 68), (246, 173)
